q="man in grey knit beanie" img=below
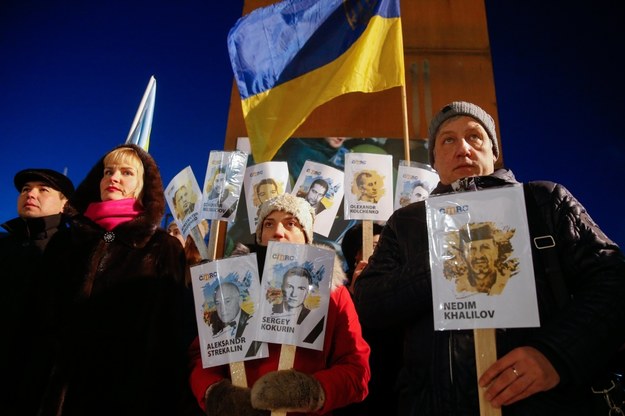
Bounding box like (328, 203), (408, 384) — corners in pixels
(427, 101), (499, 166)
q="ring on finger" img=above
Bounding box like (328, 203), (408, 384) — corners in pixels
(512, 367), (520, 378)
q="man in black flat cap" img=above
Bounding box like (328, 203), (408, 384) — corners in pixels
(0, 168), (74, 415)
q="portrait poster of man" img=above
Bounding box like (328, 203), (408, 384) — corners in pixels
(164, 166), (203, 239)
(256, 241), (333, 351)
(189, 253), (268, 368)
(201, 150), (247, 222)
(425, 185), (540, 331)
(343, 153), (393, 221)
(292, 160), (344, 238)
(394, 161), (440, 210)
(242, 161), (290, 234)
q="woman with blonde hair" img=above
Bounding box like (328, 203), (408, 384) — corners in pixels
(39, 144), (199, 415)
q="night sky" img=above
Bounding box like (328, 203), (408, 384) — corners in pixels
(1, 0), (623, 246)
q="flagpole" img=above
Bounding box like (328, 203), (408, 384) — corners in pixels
(401, 83), (410, 163)
(125, 75), (156, 144)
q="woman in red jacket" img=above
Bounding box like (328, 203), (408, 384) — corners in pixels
(189, 193), (370, 415)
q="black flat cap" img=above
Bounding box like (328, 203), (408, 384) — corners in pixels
(14, 168), (75, 198)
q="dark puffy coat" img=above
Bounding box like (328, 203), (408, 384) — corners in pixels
(0, 214), (67, 416)
(354, 168), (625, 416)
(39, 144), (199, 416)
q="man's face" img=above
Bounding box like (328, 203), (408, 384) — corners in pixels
(324, 137), (346, 149)
(410, 185), (429, 202)
(17, 181), (67, 218)
(282, 273), (309, 310)
(359, 176), (378, 199)
(306, 183), (326, 206)
(260, 210), (307, 245)
(174, 186), (192, 213)
(433, 116), (496, 185)
(464, 237), (497, 292)
(213, 173), (226, 193)
(214, 284), (241, 324)
(257, 183), (278, 204)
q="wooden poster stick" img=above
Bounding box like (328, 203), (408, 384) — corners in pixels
(271, 344), (297, 416)
(204, 219), (248, 388)
(474, 328), (502, 416)
(361, 220), (374, 261)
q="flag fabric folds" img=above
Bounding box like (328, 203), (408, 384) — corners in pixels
(125, 75), (156, 151)
(228, 0), (405, 163)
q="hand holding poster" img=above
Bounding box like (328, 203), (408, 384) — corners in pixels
(292, 160), (344, 237)
(256, 241), (333, 350)
(344, 153), (393, 220)
(189, 254), (268, 368)
(202, 150), (247, 221)
(426, 185), (540, 331)
(164, 166), (203, 239)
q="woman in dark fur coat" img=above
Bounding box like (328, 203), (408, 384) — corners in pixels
(38, 144), (200, 416)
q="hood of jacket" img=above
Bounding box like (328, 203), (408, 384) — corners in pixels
(64, 144), (165, 246)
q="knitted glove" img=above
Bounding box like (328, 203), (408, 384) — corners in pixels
(251, 369), (325, 412)
(205, 379), (270, 416)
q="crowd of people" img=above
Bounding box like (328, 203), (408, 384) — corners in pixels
(2, 102), (624, 416)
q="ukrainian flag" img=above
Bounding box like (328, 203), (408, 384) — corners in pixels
(228, 0), (405, 163)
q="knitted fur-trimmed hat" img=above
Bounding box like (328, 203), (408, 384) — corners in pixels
(255, 193), (314, 245)
(428, 101), (499, 164)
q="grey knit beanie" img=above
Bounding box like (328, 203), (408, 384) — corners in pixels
(255, 193), (315, 244)
(428, 101), (499, 165)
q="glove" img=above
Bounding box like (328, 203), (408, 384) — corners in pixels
(251, 369), (325, 412)
(205, 379), (269, 416)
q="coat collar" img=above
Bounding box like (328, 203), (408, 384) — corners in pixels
(432, 168), (518, 195)
(1, 213), (65, 240)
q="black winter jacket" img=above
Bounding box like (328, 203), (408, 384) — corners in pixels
(0, 214), (67, 415)
(354, 169), (625, 416)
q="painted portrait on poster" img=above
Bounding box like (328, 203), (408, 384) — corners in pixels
(343, 153), (393, 221)
(243, 161), (290, 234)
(394, 161), (439, 210)
(202, 150), (247, 221)
(165, 166), (203, 238)
(292, 160), (344, 237)
(426, 185), (540, 331)
(256, 242), (333, 351)
(189, 254), (268, 368)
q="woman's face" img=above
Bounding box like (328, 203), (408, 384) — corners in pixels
(100, 162), (141, 201)
(260, 210), (306, 245)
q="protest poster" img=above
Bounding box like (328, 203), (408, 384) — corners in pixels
(292, 160), (344, 237)
(394, 161), (439, 210)
(202, 150), (247, 221)
(189, 253), (268, 368)
(243, 161), (290, 234)
(164, 166), (203, 239)
(343, 153), (393, 221)
(426, 185), (540, 331)
(256, 241), (333, 351)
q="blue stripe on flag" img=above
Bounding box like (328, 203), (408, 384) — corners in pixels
(228, 0), (400, 99)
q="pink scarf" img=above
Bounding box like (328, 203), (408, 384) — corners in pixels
(84, 198), (143, 231)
